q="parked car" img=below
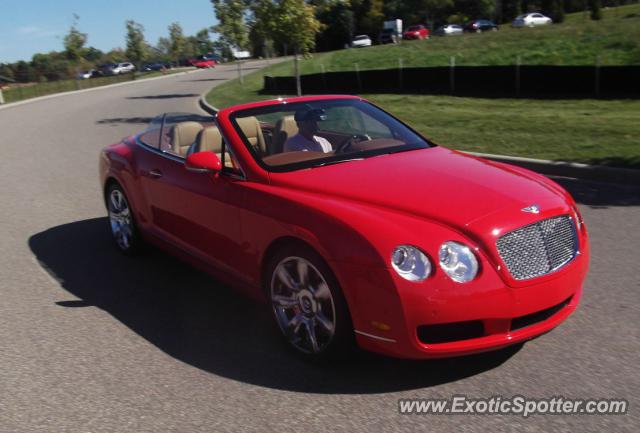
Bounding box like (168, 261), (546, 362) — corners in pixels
(100, 95), (589, 360)
(402, 25), (430, 40)
(351, 34), (372, 48)
(190, 55), (217, 68)
(142, 62), (171, 72)
(378, 28), (399, 44)
(76, 69), (95, 80)
(464, 19), (499, 32)
(512, 12), (553, 27)
(98, 63), (117, 76)
(112, 62), (136, 75)
(434, 24), (464, 36)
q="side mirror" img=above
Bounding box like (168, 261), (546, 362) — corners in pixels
(185, 151), (222, 173)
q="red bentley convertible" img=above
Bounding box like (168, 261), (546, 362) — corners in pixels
(99, 95), (589, 360)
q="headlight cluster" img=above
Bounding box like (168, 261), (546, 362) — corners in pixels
(391, 245), (431, 282)
(438, 241), (479, 283)
(391, 241), (479, 283)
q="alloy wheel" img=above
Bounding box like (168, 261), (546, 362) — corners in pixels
(108, 188), (133, 251)
(270, 256), (337, 354)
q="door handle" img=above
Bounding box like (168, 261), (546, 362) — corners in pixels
(148, 169), (163, 179)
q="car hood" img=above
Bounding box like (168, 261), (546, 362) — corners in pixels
(268, 147), (570, 231)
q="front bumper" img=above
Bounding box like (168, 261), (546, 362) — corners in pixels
(335, 237), (589, 359)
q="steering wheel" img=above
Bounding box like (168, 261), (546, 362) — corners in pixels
(335, 134), (371, 154)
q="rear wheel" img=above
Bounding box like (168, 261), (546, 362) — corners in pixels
(267, 244), (354, 360)
(106, 183), (142, 254)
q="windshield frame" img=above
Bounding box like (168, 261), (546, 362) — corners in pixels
(229, 98), (434, 173)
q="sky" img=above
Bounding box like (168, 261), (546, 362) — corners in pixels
(0, 0), (218, 63)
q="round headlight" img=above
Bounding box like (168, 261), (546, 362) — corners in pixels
(391, 245), (431, 282)
(438, 241), (479, 283)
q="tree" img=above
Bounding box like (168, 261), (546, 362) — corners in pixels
(211, 0), (250, 51)
(589, 0), (602, 19)
(14, 61), (35, 83)
(248, 0), (277, 57)
(63, 14), (88, 61)
(542, 0), (565, 22)
(83, 47), (104, 62)
(195, 28), (215, 55)
(272, 0), (323, 55)
(454, 0), (496, 19)
(0, 64), (14, 81)
(317, 2), (355, 51)
(125, 20), (148, 67)
(168, 22), (186, 65)
(501, 0), (523, 21)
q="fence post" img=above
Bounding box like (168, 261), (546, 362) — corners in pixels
(294, 52), (301, 96)
(398, 58), (403, 91)
(449, 56), (455, 94)
(355, 63), (361, 91)
(594, 55), (601, 97)
(320, 63), (327, 91)
(0, 88), (4, 105)
(237, 62), (244, 85)
(516, 55), (521, 97)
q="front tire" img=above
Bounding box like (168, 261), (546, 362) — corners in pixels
(266, 244), (354, 360)
(106, 183), (142, 254)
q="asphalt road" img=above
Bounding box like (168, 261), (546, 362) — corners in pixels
(0, 61), (638, 433)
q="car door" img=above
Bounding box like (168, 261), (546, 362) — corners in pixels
(137, 135), (247, 279)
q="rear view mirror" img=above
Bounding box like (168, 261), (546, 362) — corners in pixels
(185, 151), (222, 173)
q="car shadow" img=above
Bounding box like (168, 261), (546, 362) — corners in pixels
(552, 177), (640, 208)
(96, 117), (155, 125)
(180, 78), (228, 82)
(126, 93), (199, 100)
(29, 217), (521, 394)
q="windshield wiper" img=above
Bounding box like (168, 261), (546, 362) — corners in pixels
(311, 158), (364, 168)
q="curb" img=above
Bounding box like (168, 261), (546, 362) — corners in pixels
(196, 93), (637, 186)
(198, 93), (219, 115)
(0, 68), (204, 111)
(466, 152), (639, 185)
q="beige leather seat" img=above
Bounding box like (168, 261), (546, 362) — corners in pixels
(273, 115), (298, 154)
(236, 116), (266, 155)
(194, 126), (222, 153)
(190, 126), (236, 169)
(171, 121), (204, 157)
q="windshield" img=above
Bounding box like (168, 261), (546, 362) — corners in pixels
(354, 35), (368, 40)
(231, 99), (431, 172)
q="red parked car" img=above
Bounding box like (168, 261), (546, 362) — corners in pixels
(403, 25), (430, 40)
(99, 95), (589, 360)
(190, 55), (216, 68)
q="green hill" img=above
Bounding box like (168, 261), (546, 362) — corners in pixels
(293, 3), (640, 75)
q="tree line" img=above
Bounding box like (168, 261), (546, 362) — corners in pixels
(214, 0), (637, 55)
(0, 16), (216, 83)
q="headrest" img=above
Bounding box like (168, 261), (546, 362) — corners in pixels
(171, 121), (203, 154)
(196, 127), (223, 153)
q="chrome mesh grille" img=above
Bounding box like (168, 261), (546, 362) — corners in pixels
(496, 215), (578, 280)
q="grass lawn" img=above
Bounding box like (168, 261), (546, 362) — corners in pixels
(206, 5), (640, 169)
(2, 68), (191, 104)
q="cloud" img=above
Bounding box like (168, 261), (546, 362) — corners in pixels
(16, 26), (59, 38)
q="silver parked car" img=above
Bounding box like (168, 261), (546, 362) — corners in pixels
(112, 62), (136, 75)
(351, 35), (372, 48)
(512, 13), (553, 27)
(434, 24), (464, 36)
